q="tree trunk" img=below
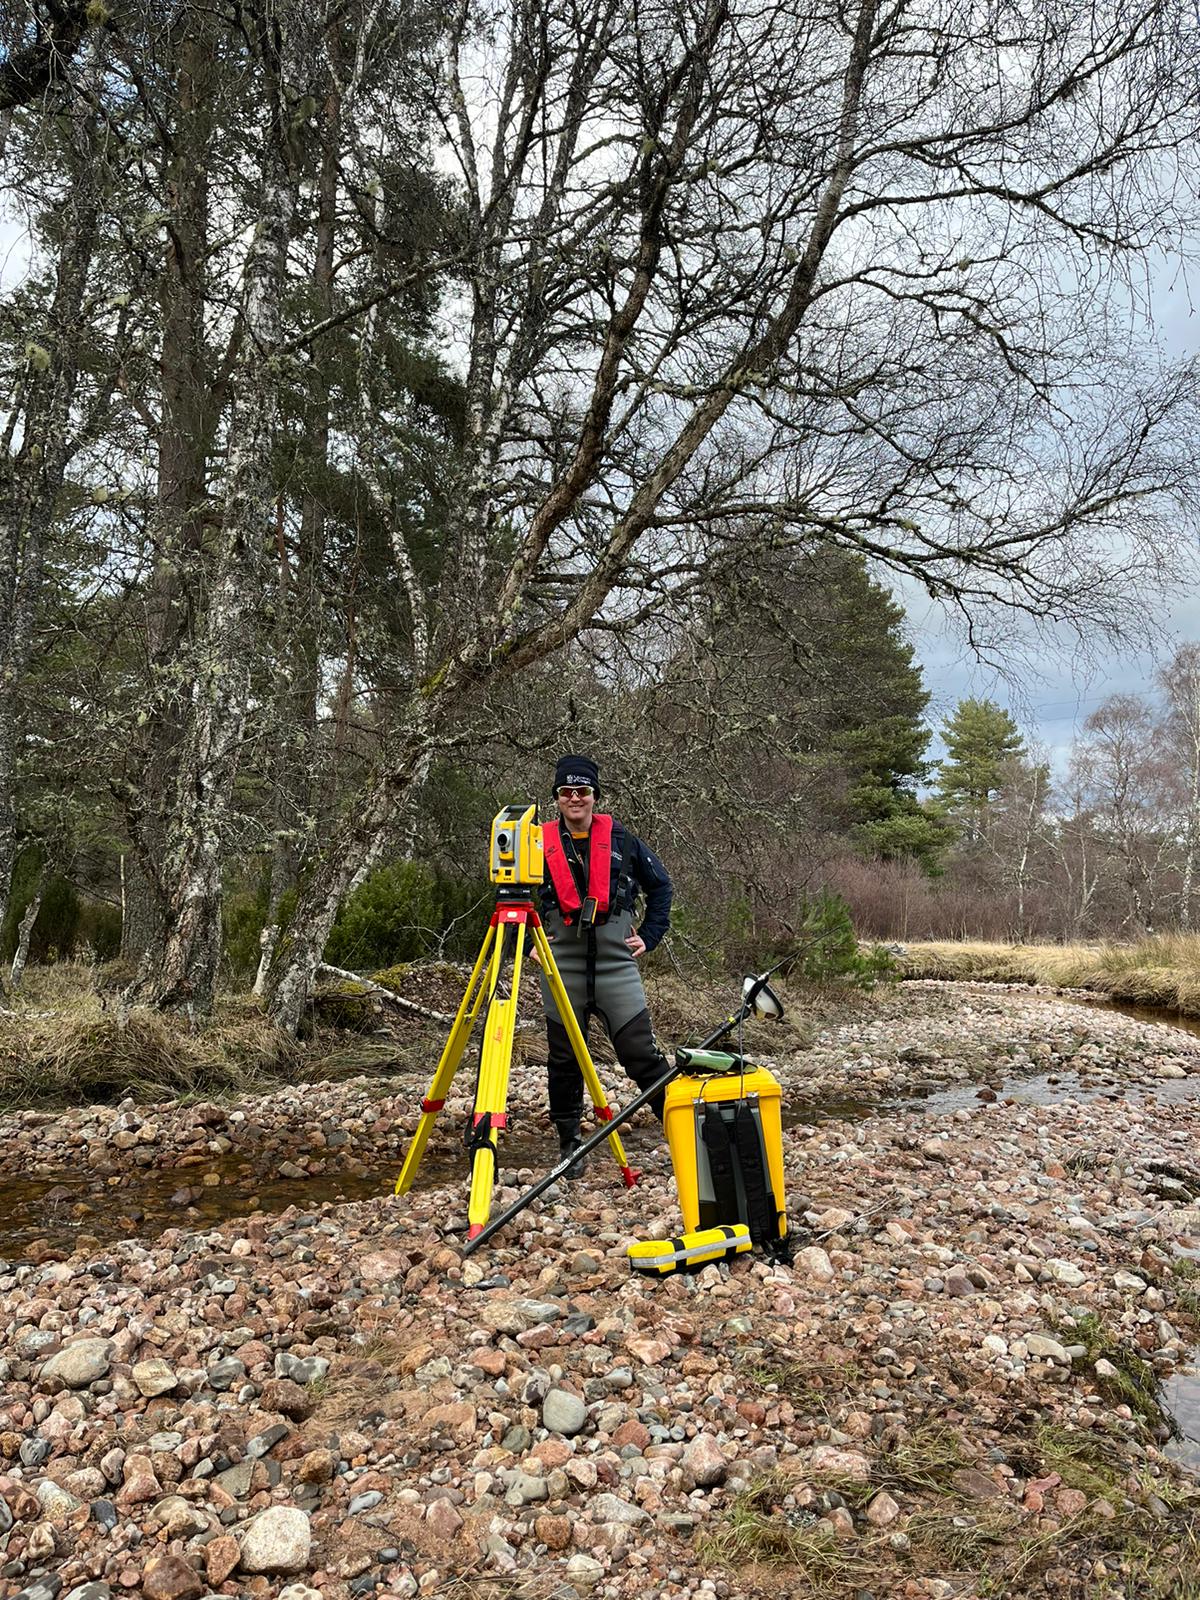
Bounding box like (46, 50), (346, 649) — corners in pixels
(0, 111), (97, 971)
(153, 258), (289, 1007)
(9, 864), (47, 990)
(121, 11), (215, 968)
(154, 43), (308, 1009)
(266, 730), (432, 1034)
(1181, 721), (1200, 931)
(255, 67), (339, 998)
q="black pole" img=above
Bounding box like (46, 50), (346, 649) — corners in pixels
(460, 973), (783, 1256)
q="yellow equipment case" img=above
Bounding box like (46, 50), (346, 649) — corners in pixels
(663, 1050), (787, 1251)
(628, 1223), (752, 1275)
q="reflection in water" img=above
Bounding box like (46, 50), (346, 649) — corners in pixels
(1163, 1356), (1200, 1475)
(5, 986), (1200, 1263)
(0, 1123), (669, 1262)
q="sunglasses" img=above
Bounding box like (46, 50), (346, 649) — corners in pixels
(556, 785), (594, 799)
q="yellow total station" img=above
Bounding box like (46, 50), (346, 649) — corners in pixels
(394, 802), (638, 1244)
(490, 803), (544, 886)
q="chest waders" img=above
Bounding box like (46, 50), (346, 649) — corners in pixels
(543, 817), (633, 1034)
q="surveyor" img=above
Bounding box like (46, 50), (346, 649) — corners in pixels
(535, 754), (673, 1171)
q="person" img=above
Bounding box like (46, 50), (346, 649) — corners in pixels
(536, 754), (673, 1172)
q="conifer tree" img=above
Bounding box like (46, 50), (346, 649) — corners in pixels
(936, 700), (1026, 817)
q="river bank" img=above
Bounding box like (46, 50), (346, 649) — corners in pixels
(0, 981), (1198, 1600)
(898, 936), (1200, 1019)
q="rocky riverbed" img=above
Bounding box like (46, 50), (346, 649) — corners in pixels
(1, 980), (1198, 1600)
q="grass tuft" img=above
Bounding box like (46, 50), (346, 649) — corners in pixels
(0, 1000), (299, 1106)
(874, 1420), (966, 1492)
(697, 1473), (848, 1573)
(1057, 1312), (1177, 1438)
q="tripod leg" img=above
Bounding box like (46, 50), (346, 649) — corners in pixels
(394, 923), (495, 1195)
(532, 921), (638, 1189)
(467, 917), (527, 1239)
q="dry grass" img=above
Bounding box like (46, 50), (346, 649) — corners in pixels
(900, 935), (1200, 1016)
(0, 997), (300, 1106)
(0, 959), (422, 1108)
(644, 969), (822, 1056)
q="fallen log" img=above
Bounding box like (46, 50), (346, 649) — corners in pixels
(315, 963), (455, 1027)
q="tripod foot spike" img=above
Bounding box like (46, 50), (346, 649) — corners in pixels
(622, 1166), (639, 1188)
(467, 1223), (484, 1241)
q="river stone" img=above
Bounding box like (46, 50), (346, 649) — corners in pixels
(505, 1472), (548, 1507)
(27, 1522), (57, 1560)
(90, 1500), (117, 1531)
(591, 1492), (650, 1525)
(565, 1556), (605, 1589)
(132, 1359), (178, 1397)
(64, 1585), (111, 1600)
(1156, 1061), (1188, 1078)
(36, 1481), (83, 1519)
(1112, 1270), (1147, 1294)
(141, 1555), (204, 1600)
(482, 1298), (562, 1334)
(238, 1506), (312, 1573)
(41, 1339), (113, 1387)
(215, 1461), (256, 1498)
(347, 1491), (383, 1515)
(1025, 1335), (1071, 1365)
(681, 1434), (728, 1487)
(425, 1499), (464, 1540)
(808, 1445), (873, 1481)
(11, 1583), (62, 1600)
(151, 1497), (210, 1539)
(542, 1388), (587, 1435)
(275, 1353), (330, 1384)
(247, 1424), (290, 1458)
(865, 1491), (900, 1527)
(795, 1246), (835, 1282)
(208, 1357), (246, 1391)
(1046, 1259), (1086, 1287)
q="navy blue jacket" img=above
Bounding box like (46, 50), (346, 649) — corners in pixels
(540, 818), (673, 951)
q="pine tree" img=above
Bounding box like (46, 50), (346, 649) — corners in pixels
(936, 700), (1026, 816)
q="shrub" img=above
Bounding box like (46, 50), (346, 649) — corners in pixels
(1, 853), (82, 964)
(779, 891), (895, 988)
(324, 861), (484, 971)
(75, 898), (121, 961)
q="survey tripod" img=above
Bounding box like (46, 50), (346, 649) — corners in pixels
(462, 960), (788, 1255)
(393, 803), (638, 1241)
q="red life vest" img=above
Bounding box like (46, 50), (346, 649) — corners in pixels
(543, 814), (614, 924)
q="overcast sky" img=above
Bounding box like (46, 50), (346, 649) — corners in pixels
(905, 254), (1200, 777)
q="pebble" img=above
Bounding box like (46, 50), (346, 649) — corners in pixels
(542, 1387), (587, 1435)
(0, 979), (1196, 1600)
(39, 1340), (113, 1387)
(237, 1507), (312, 1574)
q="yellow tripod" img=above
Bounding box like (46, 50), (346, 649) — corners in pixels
(394, 804), (638, 1242)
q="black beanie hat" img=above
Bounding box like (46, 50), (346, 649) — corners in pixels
(553, 754), (600, 796)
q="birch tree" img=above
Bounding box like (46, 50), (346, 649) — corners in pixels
(144, 0), (337, 1011)
(266, 0), (1200, 1030)
(1075, 693), (1175, 932)
(1159, 643), (1200, 930)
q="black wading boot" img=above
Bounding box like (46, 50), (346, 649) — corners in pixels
(555, 1119), (588, 1179)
